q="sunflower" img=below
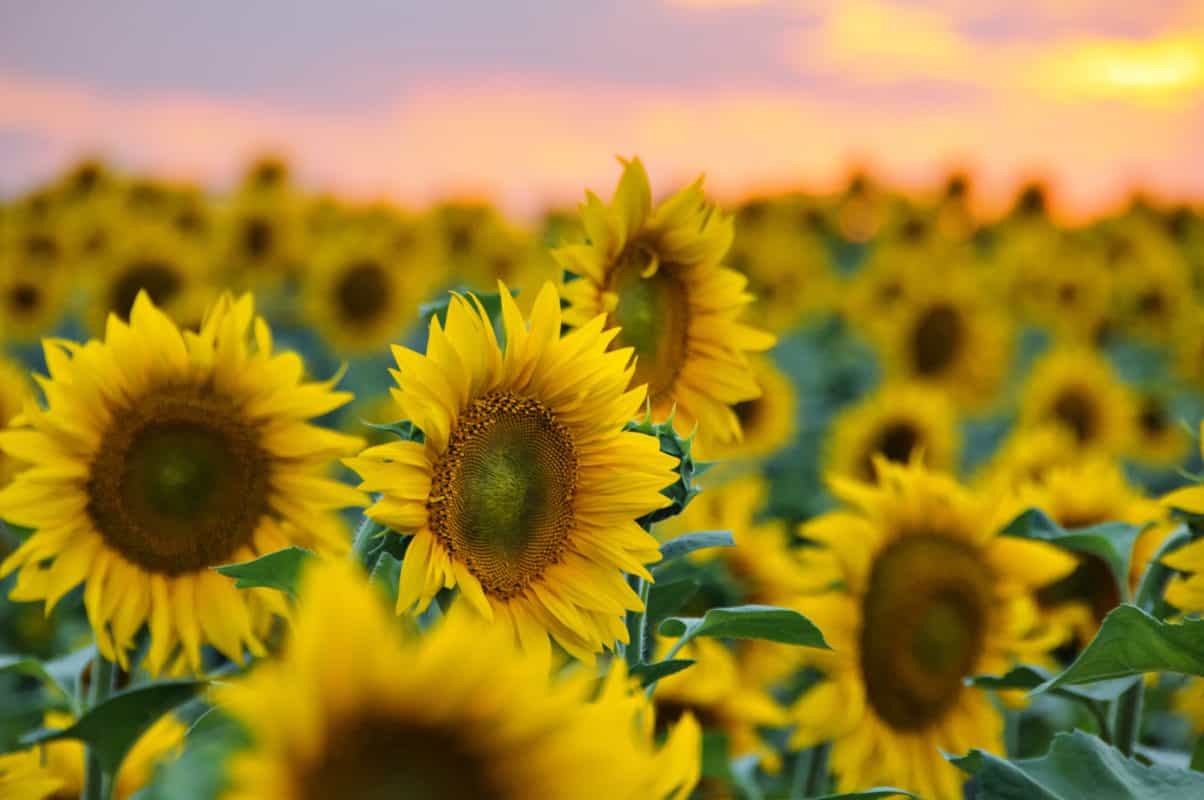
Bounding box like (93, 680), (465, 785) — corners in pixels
(697, 355), (797, 462)
(1019, 347), (1136, 457)
(840, 247), (920, 340)
(0, 356), (33, 488)
(1104, 222), (1194, 344)
(554, 158), (775, 444)
(0, 262), (70, 342)
(790, 460), (1075, 799)
(1157, 429), (1204, 614)
(1126, 391), (1191, 468)
(86, 218), (215, 334)
(344, 283), (678, 662)
(1173, 678), (1204, 735)
(217, 189), (305, 290)
(653, 636), (788, 774)
(302, 227), (439, 355)
(1016, 458), (1172, 649)
(0, 292), (364, 674)
(826, 381), (960, 483)
(218, 559), (700, 800)
(1011, 235), (1113, 343)
(877, 268), (1011, 410)
(431, 203), (555, 310)
(0, 711), (185, 800)
(973, 424), (1082, 493)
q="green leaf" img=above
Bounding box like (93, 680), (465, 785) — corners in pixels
(629, 659), (695, 687)
(700, 732), (732, 781)
(646, 577), (700, 625)
(970, 663), (1138, 703)
(813, 790), (917, 800)
(951, 730), (1204, 799)
(21, 680), (205, 775)
(1038, 605), (1204, 692)
(657, 530), (735, 564)
(213, 547), (314, 598)
(1003, 508), (1143, 603)
(0, 646), (96, 708)
(1191, 737), (1204, 773)
(360, 419), (425, 443)
(419, 289), (510, 327)
(729, 754), (764, 800)
(658, 605), (830, 649)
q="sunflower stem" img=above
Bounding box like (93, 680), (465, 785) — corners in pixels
(1113, 681), (1144, 758)
(82, 653), (116, 800)
(803, 741), (830, 797)
(350, 512), (379, 568)
(624, 577), (653, 668)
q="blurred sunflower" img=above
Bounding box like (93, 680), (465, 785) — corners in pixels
(840, 248), (918, 339)
(0, 263), (70, 343)
(431, 203), (556, 309)
(1105, 224), (1193, 343)
(973, 424), (1082, 493)
(302, 228), (437, 355)
(653, 636), (787, 773)
(1173, 679), (1204, 735)
(0, 356), (34, 488)
(1014, 237), (1113, 343)
(218, 559), (701, 800)
(878, 270), (1011, 410)
(0, 293), (364, 674)
(555, 158), (775, 443)
(0, 711), (185, 800)
(790, 461), (1074, 799)
(217, 188), (306, 291)
(1126, 391), (1190, 468)
(344, 284), (678, 663)
(697, 355), (796, 462)
(826, 381), (960, 482)
(1017, 458), (1171, 649)
(1019, 347), (1135, 456)
(1158, 430), (1204, 614)
(86, 219), (215, 334)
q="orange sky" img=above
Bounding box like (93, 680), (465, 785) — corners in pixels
(1, 0), (1202, 219)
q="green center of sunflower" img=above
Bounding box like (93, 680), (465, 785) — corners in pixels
(300, 713), (501, 800)
(87, 386), (271, 575)
(335, 260), (390, 324)
(111, 260), (183, 320)
(429, 391), (577, 599)
(859, 534), (991, 731)
(607, 247), (690, 401)
(1051, 387), (1097, 444)
(910, 303), (963, 377)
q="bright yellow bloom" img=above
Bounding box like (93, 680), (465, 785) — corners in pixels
(555, 158), (775, 444)
(1019, 347), (1136, 457)
(218, 559), (700, 800)
(697, 354), (797, 462)
(791, 461), (1075, 799)
(344, 283), (678, 663)
(0, 292), (364, 674)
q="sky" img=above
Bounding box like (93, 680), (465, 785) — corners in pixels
(1, 0), (1202, 218)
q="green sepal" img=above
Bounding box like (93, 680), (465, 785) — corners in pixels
(626, 408), (710, 526)
(213, 547), (315, 599)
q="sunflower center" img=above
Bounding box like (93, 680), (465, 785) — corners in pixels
(335, 260), (390, 324)
(429, 391), (577, 599)
(1051, 388), (1097, 443)
(1139, 401), (1168, 436)
(300, 713), (501, 800)
(607, 247), (690, 400)
(859, 535), (991, 731)
(733, 397), (762, 430)
(86, 386), (271, 575)
(111, 260), (182, 320)
(7, 284), (40, 315)
(910, 303), (963, 377)
(242, 218), (274, 260)
(860, 421), (921, 480)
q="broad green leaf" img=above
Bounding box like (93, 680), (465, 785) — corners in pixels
(0, 647), (96, 709)
(657, 530), (735, 564)
(951, 730), (1204, 799)
(813, 790), (917, 800)
(629, 659), (695, 687)
(658, 605), (830, 649)
(21, 680), (205, 775)
(700, 732), (732, 781)
(646, 577), (700, 625)
(213, 547), (314, 598)
(1191, 737), (1204, 773)
(1038, 605), (1204, 692)
(970, 664), (1138, 703)
(1003, 508), (1143, 603)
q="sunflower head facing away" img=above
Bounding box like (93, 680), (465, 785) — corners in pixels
(554, 158), (775, 444)
(218, 559), (700, 800)
(345, 283), (679, 663)
(0, 292), (365, 675)
(791, 461), (1075, 799)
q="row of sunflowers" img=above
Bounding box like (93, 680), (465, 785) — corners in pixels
(1, 155), (1204, 799)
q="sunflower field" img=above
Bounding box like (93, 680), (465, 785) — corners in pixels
(1, 154), (1204, 800)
